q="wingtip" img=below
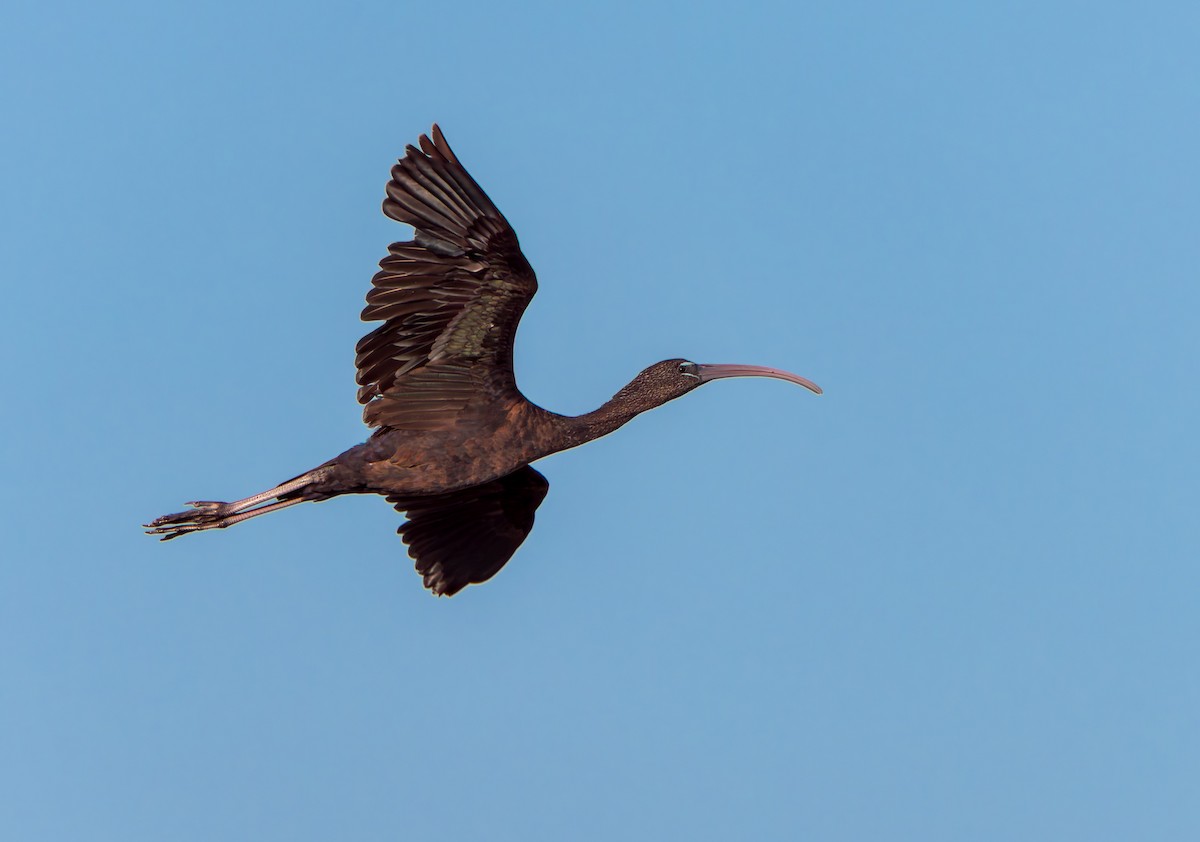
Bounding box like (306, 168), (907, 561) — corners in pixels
(430, 123), (458, 164)
(411, 124), (442, 158)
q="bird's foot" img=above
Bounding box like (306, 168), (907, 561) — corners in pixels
(145, 520), (228, 541)
(143, 501), (232, 539)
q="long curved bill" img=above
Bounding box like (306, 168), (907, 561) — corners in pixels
(697, 364), (823, 395)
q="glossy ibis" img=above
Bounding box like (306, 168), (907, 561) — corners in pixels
(146, 125), (822, 596)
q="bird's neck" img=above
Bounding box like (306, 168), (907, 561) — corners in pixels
(552, 396), (646, 452)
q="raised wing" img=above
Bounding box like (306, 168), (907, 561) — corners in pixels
(355, 125), (538, 430)
(389, 466), (550, 597)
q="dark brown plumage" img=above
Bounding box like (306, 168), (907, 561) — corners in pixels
(146, 125), (822, 596)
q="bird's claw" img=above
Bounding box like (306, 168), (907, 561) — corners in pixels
(144, 517), (227, 540)
(146, 525), (189, 541)
(144, 501), (230, 529)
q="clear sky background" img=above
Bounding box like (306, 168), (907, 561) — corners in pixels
(3, 2), (1198, 839)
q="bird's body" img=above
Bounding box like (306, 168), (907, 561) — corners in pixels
(147, 126), (821, 596)
(309, 401), (597, 498)
(320, 406), (548, 499)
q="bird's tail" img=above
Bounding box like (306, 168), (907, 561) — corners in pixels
(143, 466), (335, 541)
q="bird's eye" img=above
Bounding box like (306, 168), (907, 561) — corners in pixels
(677, 362), (700, 379)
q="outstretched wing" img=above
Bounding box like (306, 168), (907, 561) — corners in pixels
(388, 466), (550, 597)
(355, 125), (538, 430)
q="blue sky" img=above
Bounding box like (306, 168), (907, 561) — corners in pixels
(3, 1), (1198, 839)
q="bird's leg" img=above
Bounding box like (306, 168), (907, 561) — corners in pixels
(146, 497), (306, 541)
(144, 470), (329, 531)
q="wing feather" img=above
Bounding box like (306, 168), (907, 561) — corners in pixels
(389, 465), (550, 596)
(355, 125), (537, 430)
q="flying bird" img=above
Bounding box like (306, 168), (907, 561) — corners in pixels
(146, 126), (822, 596)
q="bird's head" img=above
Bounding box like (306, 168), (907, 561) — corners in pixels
(613, 358), (822, 414)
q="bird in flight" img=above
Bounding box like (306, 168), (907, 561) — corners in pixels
(146, 125), (822, 596)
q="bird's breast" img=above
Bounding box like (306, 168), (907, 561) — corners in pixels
(353, 412), (551, 497)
